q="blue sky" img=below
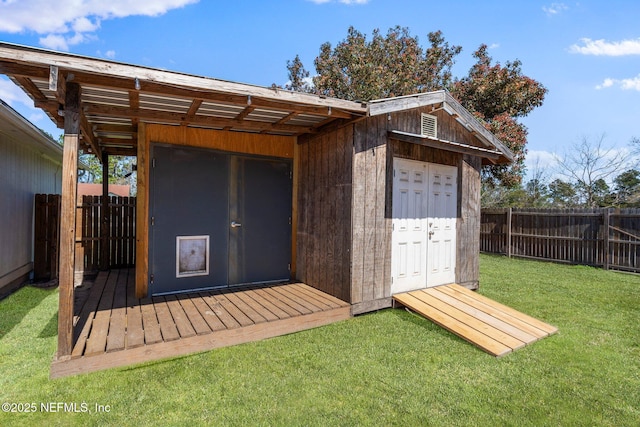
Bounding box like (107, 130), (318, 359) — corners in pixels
(1, 0), (639, 179)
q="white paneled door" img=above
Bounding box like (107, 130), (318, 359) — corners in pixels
(391, 158), (457, 294)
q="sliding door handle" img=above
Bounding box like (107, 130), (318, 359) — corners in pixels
(231, 221), (242, 228)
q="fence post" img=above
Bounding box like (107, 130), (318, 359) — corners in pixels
(506, 207), (512, 258)
(100, 153), (110, 270)
(603, 208), (610, 270)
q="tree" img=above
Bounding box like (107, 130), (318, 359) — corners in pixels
(286, 28), (546, 188)
(614, 169), (640, 207)
(554, 135), (626, 208)
(451, 45), (547, 188)
(548, 179), (578, 207)
(285, 55), (313, 93)
(288, 26), (461, 101)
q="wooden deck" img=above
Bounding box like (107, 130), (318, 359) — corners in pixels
(393, 284), (557, 357)
(51, 269), (351, 378)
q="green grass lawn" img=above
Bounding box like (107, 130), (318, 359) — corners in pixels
(1, 254), (639, 426)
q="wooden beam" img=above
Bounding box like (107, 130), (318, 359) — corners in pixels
(68, 72), (357, 119)
(80, 111), (102, 159)
(135, 123), (149, 298)
(0, 58), (362, 120)
(102, 147), (137, 157)
(129, 90), (139, 126)
(57, 81), (81, 359)
(388, 130), (502, 160)
(234, 105), (255, 121)
(84, 104), (315, 134)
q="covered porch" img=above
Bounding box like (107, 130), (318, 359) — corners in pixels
(51, 269), (351, 378)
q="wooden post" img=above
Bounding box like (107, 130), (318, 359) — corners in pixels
(57, 82), (81, 359)
(135, 123), (149, 298)
(603, 209), (610, 270)
(100, 152), (110, 270)
(506, 207), (512, 258)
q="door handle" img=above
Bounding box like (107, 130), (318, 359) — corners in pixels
(428, 230), (435, 237)
(231, 221), (242, 228)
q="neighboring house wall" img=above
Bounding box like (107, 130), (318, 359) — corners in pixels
(0, 103), (62, 294)
(77, 183), (130, 198)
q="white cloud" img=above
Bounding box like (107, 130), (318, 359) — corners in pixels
(0, 76), (34, 107)
(0, 0), (199, 50)
(488, 43), (500, 50)
(596, 75), (640, 91)
(542, 3), (568, 16)
(569, 37), (640, 56)
(105, 50), (116, 59)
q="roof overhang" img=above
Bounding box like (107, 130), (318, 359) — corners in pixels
(369, 90), (515, 164)
(0, 42), (367, 159)
(388, 130), (503, 161)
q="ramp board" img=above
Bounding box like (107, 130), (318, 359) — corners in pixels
(393, 284), (557, 357)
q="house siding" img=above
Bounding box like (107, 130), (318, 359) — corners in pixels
(0, 131), (61, 291)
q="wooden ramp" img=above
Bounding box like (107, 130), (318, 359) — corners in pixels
(393, 284), (557, 357)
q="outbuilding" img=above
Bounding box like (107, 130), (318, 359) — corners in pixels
(0, 43), (514, 374)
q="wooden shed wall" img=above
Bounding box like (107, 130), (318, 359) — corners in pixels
(296, 126), (353, 303)
(351, 115), (392, 313)
(0, 132), (61, 291)
(350, 107), (483, 313)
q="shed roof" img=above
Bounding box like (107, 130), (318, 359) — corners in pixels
(0, 42), (512, 164)
(369, 91), (515, 164)
(0, 42), (367, 158)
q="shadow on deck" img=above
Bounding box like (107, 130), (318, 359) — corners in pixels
(51, 269), (351, 378)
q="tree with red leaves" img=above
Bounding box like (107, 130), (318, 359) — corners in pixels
(286, 29), (546, 188)
(451, 45), (547, 187)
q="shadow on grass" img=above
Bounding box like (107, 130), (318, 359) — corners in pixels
(389, 306), (468, 343)
(0, 285), (56, 340)
(39, 311), (58, 338)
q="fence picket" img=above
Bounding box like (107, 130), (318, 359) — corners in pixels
(481, 208), (640, 273)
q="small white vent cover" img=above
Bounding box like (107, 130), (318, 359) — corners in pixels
(421, 113), (437, 138)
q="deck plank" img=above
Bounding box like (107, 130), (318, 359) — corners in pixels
(71, 271), (109, 357)
(252, 288), (303, 317)
(266, 285), (315, 314)
(190, 295), (228, 332)
(199, 292), (243, 329)
(241, 289), (291, 320)
(125, 268), (145, 349)
(152, 296), (181, 342)
(177, 294), (213, 335)
(287, 284), (333, 310)
(233, 290), (280, 322)
(164, 295), (197, 338)
(394, 292), (512, 357)
(296, 283), (348, 308)
(139, 296), (163, 345)
(211, 293), (255, 327)
(84, 270), (119, 356)
(414, 289), (526, 350)
(224, 292), (269, 324)
(428, 287), (539, 344)
(448, 284), (557, 335)
(106, 270), (128, 352)
(436, 285), (550, 339)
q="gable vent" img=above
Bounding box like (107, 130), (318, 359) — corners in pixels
(421, 113), (437, 138)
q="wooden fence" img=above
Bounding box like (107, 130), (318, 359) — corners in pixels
(481, 208), (640, 273)
(34, 194), (136, 280)
(34, 194), (61, 281)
